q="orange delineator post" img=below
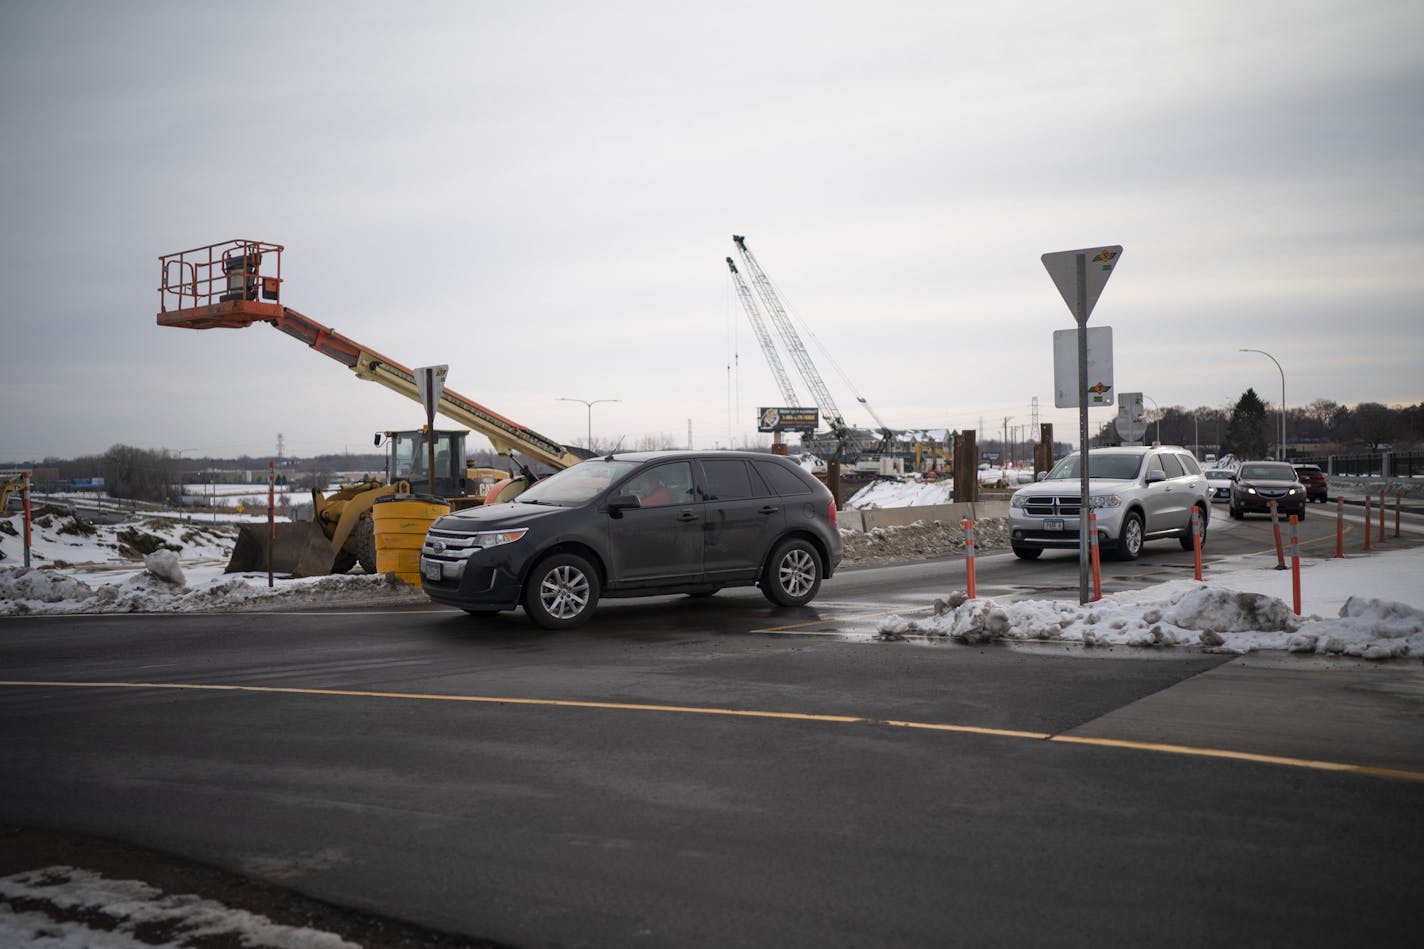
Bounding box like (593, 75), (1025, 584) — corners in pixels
(1364, 496), (1372, 551)
(1269, 500), (1287, 570)
(1191, 507), (1203, 581)
(962, 519), (976, 599)
(1288, 514), (1301, 616)
(1088, 511), (1102, 602)
(1334, 496), (1345, 559)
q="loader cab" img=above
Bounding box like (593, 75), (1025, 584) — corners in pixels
(379, 429), (469, 498)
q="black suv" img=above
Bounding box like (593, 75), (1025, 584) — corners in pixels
(419, 450), (843, 628)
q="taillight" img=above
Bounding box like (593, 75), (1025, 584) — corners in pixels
(828, 501), (838, 526)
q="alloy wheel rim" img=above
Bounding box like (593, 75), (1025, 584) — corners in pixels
(1126, 519), (1143, 555)
(779, 549), (815, 596)
(541, 565), (590, 619)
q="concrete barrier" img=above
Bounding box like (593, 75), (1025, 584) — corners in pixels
(841, 501), (1011, 532)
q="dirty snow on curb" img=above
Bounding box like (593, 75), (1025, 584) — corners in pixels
(877, 549), (1424, 660)
(0, 511), (428, 615)
(0, 865), (357, 949)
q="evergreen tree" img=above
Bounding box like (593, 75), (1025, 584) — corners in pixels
(1225, 388), (1270, 459)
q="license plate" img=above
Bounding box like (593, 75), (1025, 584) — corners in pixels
(1044, 517), (1065, 532)
(424, 562), (442, 582)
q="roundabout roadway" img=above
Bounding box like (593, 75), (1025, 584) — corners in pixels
(2, 504), (1422, 948)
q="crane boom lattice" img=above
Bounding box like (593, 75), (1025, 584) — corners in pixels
(732, 235), (848, 437)
(726, 257), (800, 406)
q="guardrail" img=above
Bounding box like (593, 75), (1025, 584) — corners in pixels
(1294, 451), (1421, 479)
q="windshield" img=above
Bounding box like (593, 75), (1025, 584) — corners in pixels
(1240, 463), (1296, 481)
(516, 459), (640, 505)
(1045, 452), (1145, 481)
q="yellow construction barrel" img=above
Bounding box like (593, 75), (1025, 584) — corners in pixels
(372, 493), (450, 588)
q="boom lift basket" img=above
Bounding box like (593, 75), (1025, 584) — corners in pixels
(159, 239), (285, 329)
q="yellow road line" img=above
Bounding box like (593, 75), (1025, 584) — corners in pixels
(3, 679), (1422, 784)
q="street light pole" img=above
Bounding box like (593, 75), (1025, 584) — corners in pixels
(557, 397), (620, 450)
(1143, 396), (1161, 445)
(174, 447), (197, 516)
(1240, 349), (1286, 460)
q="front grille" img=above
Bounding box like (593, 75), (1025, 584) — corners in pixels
(422, 526), (486, 565)
(1023, 495), (1082, 517)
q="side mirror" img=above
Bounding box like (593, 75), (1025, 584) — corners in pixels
(1035, 471), (1047, 482)
(1145, 471), (1166, 485)
(607, 494), (641, 517)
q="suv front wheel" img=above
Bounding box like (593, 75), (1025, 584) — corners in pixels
(524, 553), (600, 629)
(1114, 511), (1144, 561)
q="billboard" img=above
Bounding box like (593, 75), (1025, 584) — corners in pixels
(757, 407), (819, 434)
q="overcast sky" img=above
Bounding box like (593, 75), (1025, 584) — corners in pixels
(2, 0), (1420, 463)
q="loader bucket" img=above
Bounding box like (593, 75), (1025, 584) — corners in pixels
(225, 522), (336, 578)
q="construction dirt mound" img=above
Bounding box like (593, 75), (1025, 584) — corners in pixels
(841, 517), (1008, 567)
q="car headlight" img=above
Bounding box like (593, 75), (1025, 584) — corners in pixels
(471, 529), (528, 548)
(1088, 495), (1122, 509)
(1286, 487), (1298, 496)
(1246, 486), (1258, 495)
(1010, 494), (1028, 508)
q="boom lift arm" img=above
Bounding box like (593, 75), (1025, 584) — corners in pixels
(156, 240), (589, 477)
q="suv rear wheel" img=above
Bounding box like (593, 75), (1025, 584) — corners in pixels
(761, 538), (822, 607)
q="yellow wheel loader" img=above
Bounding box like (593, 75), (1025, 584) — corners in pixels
(225, 428), (500, 576)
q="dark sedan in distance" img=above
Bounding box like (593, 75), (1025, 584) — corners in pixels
(1230, 461), (1307, 520)
(419, 450), (843, 628)
(1293, 463), (1329, 503)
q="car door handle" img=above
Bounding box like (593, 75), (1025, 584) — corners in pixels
(676, 511), (699, 522)
(758, 505), (780, 515)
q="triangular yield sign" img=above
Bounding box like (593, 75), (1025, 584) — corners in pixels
(1041, 245), (1122, 324)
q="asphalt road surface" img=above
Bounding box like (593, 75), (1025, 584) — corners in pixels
(2, 506), (1422, 948)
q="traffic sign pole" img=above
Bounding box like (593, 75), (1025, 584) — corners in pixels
(1076, 253), (1090, 605)
(1043, 244), (1121, 606)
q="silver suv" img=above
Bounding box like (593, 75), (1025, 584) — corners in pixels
(1008, 446), (1210, 560)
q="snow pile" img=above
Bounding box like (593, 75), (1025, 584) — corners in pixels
(0, 865), (358, 948)
(0, 565), (426, 615)
(847, 479), (954, 509)
(840, 518), (1009, 564)
(845, 469), (1032, 509)
(0, 508), (235, 567)
(0, 510), (427, 615)
(878, 579), (1424, 660)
